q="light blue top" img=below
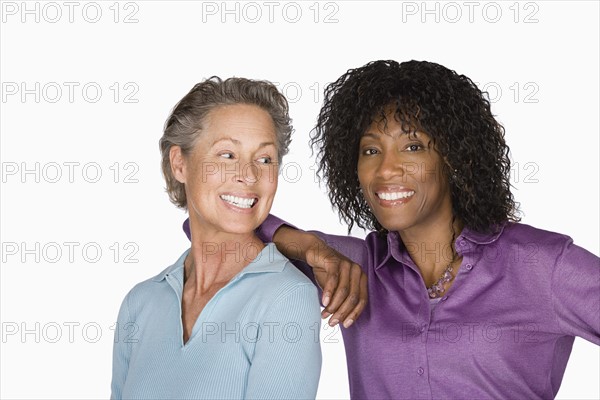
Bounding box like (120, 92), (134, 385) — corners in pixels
(111, 243), (322, 399)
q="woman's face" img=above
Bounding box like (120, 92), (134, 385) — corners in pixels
(172, 104), (279, 237)
(357, 112), (453, 234)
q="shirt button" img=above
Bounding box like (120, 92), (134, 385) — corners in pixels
(465, 263), (473, 271)
(459, 239), (467, 247)
(420, 324), (427, 333)
(417, 367), (424, 375)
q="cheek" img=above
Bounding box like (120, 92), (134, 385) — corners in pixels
(271, 171), (278, 187)
(262, 184), (277, 197)
(256, 166), (277, 193)
(421, 163), (450, 196)
(264, 174), (278, 196)
(357, 159), (369, 187)
(189, 162), (211, 184)
(267, 165), (279, 185)
(420, 156), (442, 181)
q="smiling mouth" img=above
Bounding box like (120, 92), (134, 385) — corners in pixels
(220, 195), (258, 209)
(376, 191), (415, 201)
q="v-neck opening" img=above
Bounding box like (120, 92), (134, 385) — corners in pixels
(173, 243), (277, 348)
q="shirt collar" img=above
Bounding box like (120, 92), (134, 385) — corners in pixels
(380, 223), (507, 269)
(152, 243), (287, 282)
(457, 223), (506, 245)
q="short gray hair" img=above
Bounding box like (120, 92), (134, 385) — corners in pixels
(159, 76), (293, 209)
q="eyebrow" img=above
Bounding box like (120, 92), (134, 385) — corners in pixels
(361, 131), (421, 140)
(361, 133), (381, 140)
(211, 137), (276, 148)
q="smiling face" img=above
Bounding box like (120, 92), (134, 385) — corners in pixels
(171, 104), (279, 238)
(357, 111), (453, 235)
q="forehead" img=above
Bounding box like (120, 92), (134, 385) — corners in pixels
(205, 104), (273, 128)
(362, 120), (423, 141)
(202, 104), (277, 143)
(363, 105), (421, 136)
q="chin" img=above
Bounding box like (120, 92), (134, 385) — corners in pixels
(375, 216), (415, 233)
(221, 223), (259, 235)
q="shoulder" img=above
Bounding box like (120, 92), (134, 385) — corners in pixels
(124, 275), (166, 304)
(365, 230), (386, 246)
(500, 223), (599, 267)
(120, 249), (188, 313)
(234, 247), (320, 321)
(501, 222), (572, 246)
(117, 275), (170, 320)
(477, 222), (583, 270)
(264, 262), (320, 309)
(496, 222), (574, 257)
(256, 262), (321, 323)
(320, 232), (367, 250)
(363, 229), (392, 259)
(242, 245), (318, 301)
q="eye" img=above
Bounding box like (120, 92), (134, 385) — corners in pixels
(362, 148), (380, 156)
(256, 156), (272, 165)
(405, 144), (423, 152)
(219, 152), (234, 159)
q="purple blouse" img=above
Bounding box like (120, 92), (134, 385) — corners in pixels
(184, 216), (600, 399)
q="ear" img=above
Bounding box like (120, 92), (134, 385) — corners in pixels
(170, 146), (187, 184)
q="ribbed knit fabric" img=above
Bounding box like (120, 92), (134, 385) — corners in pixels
(111, 243), (322, 399)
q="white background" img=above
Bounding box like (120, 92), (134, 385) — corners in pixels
(1, 1), (598, 398)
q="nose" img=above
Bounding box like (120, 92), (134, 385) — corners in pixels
(234, 159), (260, 185)
(375, 150), (404, 180)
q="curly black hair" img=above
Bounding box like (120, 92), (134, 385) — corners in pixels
(310, 60), (520, 234)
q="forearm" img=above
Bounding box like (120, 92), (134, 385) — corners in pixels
(256, 214), (366, 265)
(255, 214), (369, 327)
(272, 225), (323, 263)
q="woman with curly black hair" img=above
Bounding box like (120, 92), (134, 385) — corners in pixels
(251, 60), (600, 398)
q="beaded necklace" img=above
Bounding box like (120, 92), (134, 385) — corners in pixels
(426, 219), (458, 299)
(427, 260), (456, 298)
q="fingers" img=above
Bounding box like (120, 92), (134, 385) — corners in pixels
(327, 262), (366, 328)
(342, 273), (368, 328)
(306, 245), (339, 309)
(320, 262), (339, 309)
(305, 243), (368, 328)
(321, 259), (351, 325)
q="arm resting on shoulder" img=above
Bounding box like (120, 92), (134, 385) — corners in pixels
(256, 214), (369, 328)
(184, 215), (369, 327)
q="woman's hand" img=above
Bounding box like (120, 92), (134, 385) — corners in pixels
(273, 226), (368, 328)
(305, 241), (368, 328)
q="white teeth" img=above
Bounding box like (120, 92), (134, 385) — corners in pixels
(220, 195), (256, 209)
(376, 191), (415, 201)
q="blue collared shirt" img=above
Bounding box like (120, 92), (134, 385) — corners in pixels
(111, 243), (322, 399)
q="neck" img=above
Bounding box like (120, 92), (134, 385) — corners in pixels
(398, 215), (464, 287)
(185, 219), (265, 294)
